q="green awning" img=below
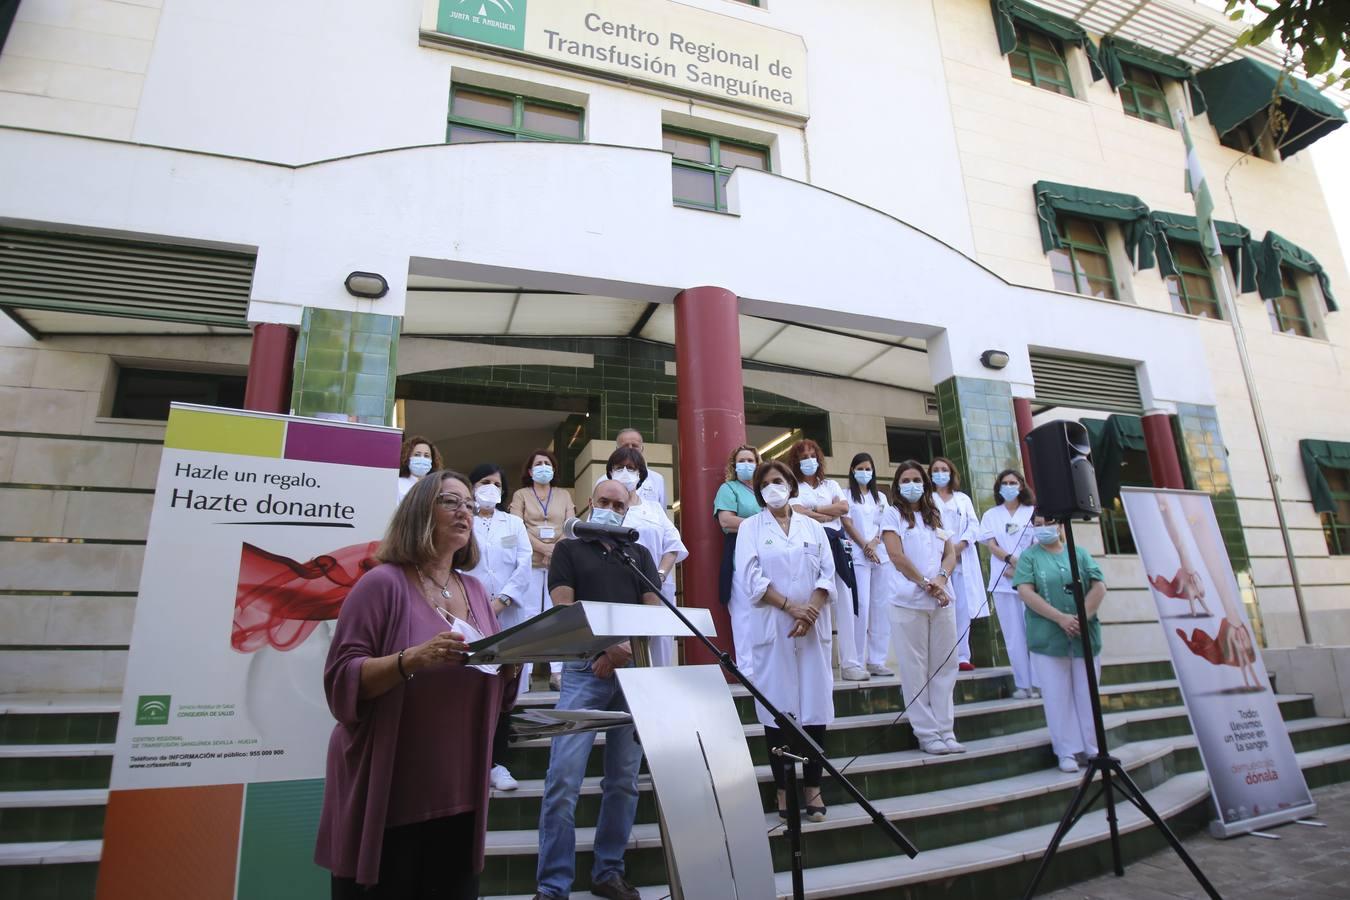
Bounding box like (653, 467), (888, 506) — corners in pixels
(1083, 414), (1147, 506)
(1300, 439), (1350, 515)
(1255, 232), (1338, 312)
(1099, 36), (1206, 116)
(991, 0), (1104, 81)
(1150, 212), (1258, 294)
(1034, 181), (1156, 270)
(1195, 58), (1346, 158)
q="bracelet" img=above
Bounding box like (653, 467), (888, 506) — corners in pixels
(397, 649), (412, 681)
(781, 597), (789, 611)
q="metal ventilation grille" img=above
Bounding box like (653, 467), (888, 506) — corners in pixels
(0, 228), (254, 329)
(1030, 352), (1143, 414)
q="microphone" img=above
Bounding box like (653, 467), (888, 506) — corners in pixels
(562, 516), (639, 543)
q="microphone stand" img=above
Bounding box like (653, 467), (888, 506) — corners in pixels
(604, 539), (918, 900)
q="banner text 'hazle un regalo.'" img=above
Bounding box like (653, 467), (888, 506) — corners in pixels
(428, 0), (809, 118)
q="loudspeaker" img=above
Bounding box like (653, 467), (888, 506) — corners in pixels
(1025, 420), (1100, 520)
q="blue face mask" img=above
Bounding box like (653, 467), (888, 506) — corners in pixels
(931, 470), (951, 488)
(898, 482), (924, 503)
(999, 483), (1021, 502)
(589, 506), (624, 527)
(854, 470), (873, 485)
(799, 458), (819, 477)
(408, 456), (432, 477)
(735, 461), (756, 481)
(1034, 526), (1060, 545)
(532, 465), (554, 485)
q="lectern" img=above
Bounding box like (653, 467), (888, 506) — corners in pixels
(467, 602), (776, 900)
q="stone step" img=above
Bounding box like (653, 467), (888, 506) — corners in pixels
(0, 744), (114, 793)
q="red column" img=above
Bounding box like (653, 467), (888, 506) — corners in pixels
(243, 323), (297, 414)
(1142, 411), (1186, 489)
(674, 286), (745, 666)
(1013, 396), (1036, 491)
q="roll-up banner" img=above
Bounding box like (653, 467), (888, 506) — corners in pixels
(97, 404), (401, 900)
(1120, 487), (1315, 837)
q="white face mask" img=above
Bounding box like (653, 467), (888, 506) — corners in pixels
(408, 456), (432, 477)
(613, 469), (640, 490)
(799, 458), (819, 477)
(762, 483), (791, 509)
(474, 484), (502, 509)
(531, 464), (554, 485)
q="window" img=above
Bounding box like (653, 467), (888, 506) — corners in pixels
(1321, 466), (1350, 556)
(663, 128), (769, 212)
(1119, 64), (1171, 127)
(1266, 266), (1311, 337)
(886, 426), (943, 465)
(1219, 117), (1266, 157)
(111, 367), (246, 421)
(446, 86), (583, 143)
(1048, 218), (1116, 299)
(1008, 25), (1074, 96)
(1165, 243), (1222, 319)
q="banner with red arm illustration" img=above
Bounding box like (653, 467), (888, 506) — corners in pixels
(98, 405), (401, 900)
(1120, 487), (1315, 838)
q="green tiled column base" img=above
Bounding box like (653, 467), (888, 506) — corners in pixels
(290, 308), (400, 426)
(935, 377), (1024, 668)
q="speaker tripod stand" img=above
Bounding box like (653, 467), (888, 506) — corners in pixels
(1020, 515), (1220, 899)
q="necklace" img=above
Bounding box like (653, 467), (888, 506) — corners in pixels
(419, 566), (455, 600)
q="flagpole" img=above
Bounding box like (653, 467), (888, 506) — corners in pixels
(1176, 111), (1312, 645)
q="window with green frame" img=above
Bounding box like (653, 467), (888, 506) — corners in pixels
(1008, 25), (1074, 96)
(662, 128), (769, 212)
(1266, 265), (1312, 336)
(1119, 63), (1172, 127)
(1048, 217), (1116, 299)
(1321, 465), (1350, 555)
(446, 86), (583, 143)
(1165, 242), (1222, 319)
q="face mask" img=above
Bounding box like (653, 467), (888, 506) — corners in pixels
(1000, 484), (1021, 502)
(532, 465), (554, 485)
(735, 461), (757, 481)
(799, 458), (819, 477)
(761, 483), (791, 509)
(1035, 526), (1061, 545)
(474, 484), (502, 509)
(589, 506), (624, 527)
(931, 470), (951, 488)
(854, 470), (873, 485)
(408, 456), (432, 477)
(898, 482), (924, 503)
(613, 469), (640, 490)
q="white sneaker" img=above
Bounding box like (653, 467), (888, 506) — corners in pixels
(1012, 688), (1030, 700)
(841, 666), (870, 682)
(1058, 757), (1079, 773)
(921, 740), (950, 756)
(943, 738), (967, 754)
(866, 663), (894, 676)
(490, 764), (518, 791)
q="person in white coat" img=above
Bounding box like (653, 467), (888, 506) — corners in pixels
(607, 447), (688, 666)
(735, 459), (836, 822)
(880, 460), (962, 756)
(466, 462), (533, 792)
(397, 435), (441, 500)
(979, 468), (1039, 700)
(840, 452), (894, 677)
(929, 457), (987, 672)
(593, 427), (666, 508)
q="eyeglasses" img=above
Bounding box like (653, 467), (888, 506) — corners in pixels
(436, 494), (471, 512)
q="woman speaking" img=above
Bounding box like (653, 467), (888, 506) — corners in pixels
(316, 470), (517, 899)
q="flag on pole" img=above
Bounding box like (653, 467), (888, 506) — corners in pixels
(1178, 111), (1222, 259)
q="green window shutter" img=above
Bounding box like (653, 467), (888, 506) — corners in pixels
(1081, 414), (1147, 506)
(1150, 211), (1258, 294)
(1034, 181), (1155, 271)
(1099, 35), (1205, 115)
(1255, 232), (1338, 312)
(1030, 353), (1143, 415)
(990, 0), (1103, 81)
(1195, 58), (1346, 158)
(0, 228), (255, 328)
(1300, 439), (1350, 515)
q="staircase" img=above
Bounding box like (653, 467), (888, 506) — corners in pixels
(3, 660), (1348, 899)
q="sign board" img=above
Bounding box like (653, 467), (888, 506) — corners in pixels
(424, 0), (809, 119)
(97, 405), (401, 900)
(1120, 487), (1315, 837)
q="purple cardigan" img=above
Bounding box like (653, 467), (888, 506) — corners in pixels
(314, 563), (516, 885)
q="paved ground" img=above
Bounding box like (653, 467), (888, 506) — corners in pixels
(1041, 781), (1350, 899)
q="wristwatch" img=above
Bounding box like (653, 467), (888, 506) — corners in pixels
(657, 569), (669, 581)
(937, 568), (950, 579)
(496, 594), (512, 607)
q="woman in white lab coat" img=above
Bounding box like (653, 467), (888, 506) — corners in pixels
(929, 457), (987, 671)
(978, 468), (1038, 700)
(466, 463), (534, 792)
(735, 460), (837, 822)
(608, 447), (688, 666)
(840, 452), (893, 677)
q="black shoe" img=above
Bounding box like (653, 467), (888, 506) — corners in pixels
(591, 874), (641, 900)
(1074, 751), (1090, 768)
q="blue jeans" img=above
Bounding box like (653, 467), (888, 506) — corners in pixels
(536, 658), (643, 898)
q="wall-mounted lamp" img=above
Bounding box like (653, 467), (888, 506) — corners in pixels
(344, 271), (389, 299)
(980, 349), (1010, 370)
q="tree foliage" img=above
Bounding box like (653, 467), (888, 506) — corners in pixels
(1223, 1), (1350, 88)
